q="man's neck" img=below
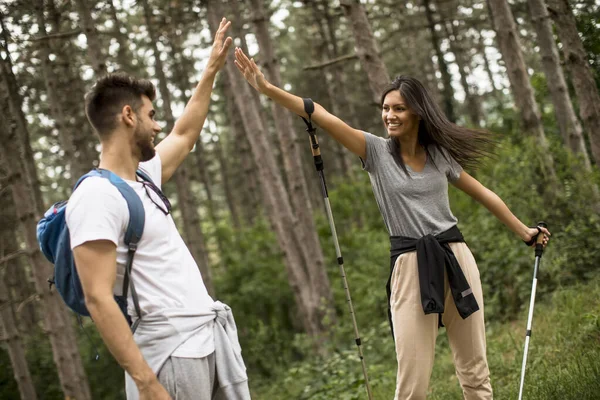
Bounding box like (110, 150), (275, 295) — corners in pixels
(98, 140), (139, 181)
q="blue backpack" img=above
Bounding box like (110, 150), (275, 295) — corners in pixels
(37, 168), (152, 332)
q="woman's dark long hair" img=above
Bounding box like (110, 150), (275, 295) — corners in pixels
(381, 76), (495, 173)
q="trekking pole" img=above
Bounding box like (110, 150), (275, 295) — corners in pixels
(518, 221), (547, 400)
(299, 98), (373, 400)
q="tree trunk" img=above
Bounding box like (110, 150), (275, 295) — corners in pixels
(0, 22), (44, 212)
(33, 1), (94, 184)
(0, 93), (92, 400)
(487, 0), (558, 182)
(423, 0), (457, 122)
(438, 6), (482, 127)
(194, 139), (221, 228)
(207, 0), (333, 344)
(527, 0), (591, 167)
(74, 0), (107, 77)
(213, 136), (241, 230)
(250, 0), (336, 322)
(339, 0), (390, 103)
(140, 0), (214, 296)
(0, 261), (38, 400)
(107, 0), (139, 73)
(546, 0), (600, 165)
(0, 182), (37, 332)
(309, 0), (358, 176)
(475, 31), (504, 106)
(221, 74), (261, 226)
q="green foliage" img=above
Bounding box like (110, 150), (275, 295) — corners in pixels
(252, 273), (600, 400)
(213, 219), (300, 378)
(575, 1), (600, 89)
(0, 348), (18, 399)
(248, 129), (600, 397)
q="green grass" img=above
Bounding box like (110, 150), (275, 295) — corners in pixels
(251, 278), (600, 399)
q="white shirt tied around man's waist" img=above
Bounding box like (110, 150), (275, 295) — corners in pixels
(125, 301), (250, 400)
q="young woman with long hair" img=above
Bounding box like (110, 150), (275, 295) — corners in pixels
(234, 47), (550, 399)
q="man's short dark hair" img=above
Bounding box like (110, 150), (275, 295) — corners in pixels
(85, 73), (156, 137)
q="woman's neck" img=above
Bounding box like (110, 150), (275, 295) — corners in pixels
(397, 134), (423, 158)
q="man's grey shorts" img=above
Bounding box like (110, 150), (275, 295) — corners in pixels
(158, 353), (218, 399)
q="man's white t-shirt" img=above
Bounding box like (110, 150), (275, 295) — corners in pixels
(66, 154), (214, 358)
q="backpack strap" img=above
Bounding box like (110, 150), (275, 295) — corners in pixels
(86, 169), (146, 332)
(135, 168), (154, 184)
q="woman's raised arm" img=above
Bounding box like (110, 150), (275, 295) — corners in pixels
(234, 47), (366, 158)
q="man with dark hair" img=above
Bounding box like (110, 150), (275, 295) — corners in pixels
(66, 18), (249, 400)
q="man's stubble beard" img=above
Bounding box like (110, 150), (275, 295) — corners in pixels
(134, 124), (156, 162)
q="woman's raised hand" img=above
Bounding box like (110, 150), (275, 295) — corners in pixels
(234, 47), (268, 93)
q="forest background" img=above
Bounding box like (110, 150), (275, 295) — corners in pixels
(1, 0), (599, 399)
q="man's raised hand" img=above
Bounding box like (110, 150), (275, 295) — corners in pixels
(206, 17), (233, 72)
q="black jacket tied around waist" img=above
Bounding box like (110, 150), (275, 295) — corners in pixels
(387, 225), (479, 336)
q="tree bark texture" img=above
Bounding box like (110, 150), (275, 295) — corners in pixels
(207, 0), (334, 343)
(213, 136), (241, 230)
(0, 32), (44, 213)
(435, 0), (482, 127)
(0, 270), (38, 400)
(527, 0), (590, 168)
(309, 0), (358, 176)
(74, 0), (107, 77)
(0, 99), (92, 400)
(250, 0), (336, 322)
(475, 31), (504, 105)
(0, 182), (37, 332)
(221, 74), (261, 226)
(487, 0), (558, 182)
(141, 0), (214, 296)
(34, 1), (96, 184)
(108, 0), (131, 71)
(340, 0), (390, 103)
(546, 0), (600, 165)
(423, 0), (457, 122)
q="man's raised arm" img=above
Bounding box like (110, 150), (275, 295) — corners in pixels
(156, 17), (232, 183)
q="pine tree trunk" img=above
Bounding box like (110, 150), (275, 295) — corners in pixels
(213, 136), (241, 230)
(74, 0), (107, 77)
(527, 0), (590, 167)
(309, 0), (359, 175)
(475, 31), (504, 106)
(141, 0), (215, 296)
(107, 0), (138, 72)
(0, 265), (38, 400)
(0, 184), (37, 332)
(339, 0), (390, 103)
(439, 13), (482, 126)
(250, 0), (336, 324)
(423, 0), (457, 122)
(546, 0), (600, 165)
(0, 24), (44, 212)
(207, 0), (332, 343)
(34, 2), (95, 184)
(0, 93), (92, 400)
(487, 0), (558, 182)
(221, 74), (261, 226)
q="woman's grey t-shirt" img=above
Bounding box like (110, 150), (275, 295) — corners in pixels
(362, 131), (463, 238)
